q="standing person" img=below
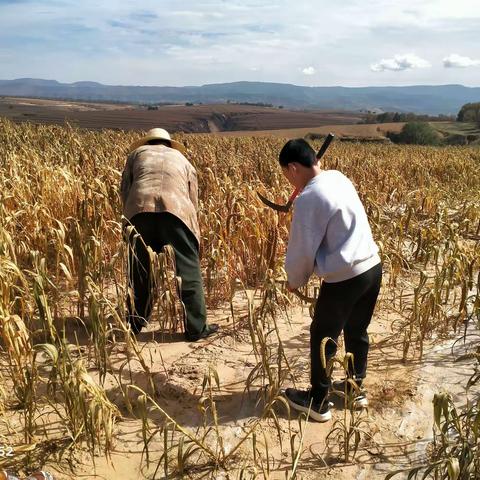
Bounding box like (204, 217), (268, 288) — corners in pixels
(120, 128), (219, 341)
(280, 139), (382, 422)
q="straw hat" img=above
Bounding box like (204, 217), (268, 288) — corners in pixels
(128, 128), (186, 154)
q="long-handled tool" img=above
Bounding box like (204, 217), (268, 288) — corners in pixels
(257, 133), (335, 212)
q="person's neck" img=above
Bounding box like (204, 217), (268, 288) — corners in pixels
(298, 165), (322, 190)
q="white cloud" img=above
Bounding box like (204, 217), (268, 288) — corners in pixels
(371, 53), (431, 72)
(302, 66), (316, 75)
(443, 53), (480, 68)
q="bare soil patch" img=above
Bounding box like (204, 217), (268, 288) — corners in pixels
(4, 286), (472, 480)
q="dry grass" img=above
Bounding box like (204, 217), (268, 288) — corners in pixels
(0, 118), (479, 478)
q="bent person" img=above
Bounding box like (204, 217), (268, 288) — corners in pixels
(120, 128), (219, 341)
(280, 139), (382, 422)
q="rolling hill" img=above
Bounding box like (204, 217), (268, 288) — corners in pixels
(1, 79), (479, 115)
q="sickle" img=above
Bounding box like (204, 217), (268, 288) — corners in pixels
(257, 133), (335, 212)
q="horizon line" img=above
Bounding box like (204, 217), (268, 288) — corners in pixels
(1, 77), (479, 90)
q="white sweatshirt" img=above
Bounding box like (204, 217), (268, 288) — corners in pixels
(285, 170), (380, 287)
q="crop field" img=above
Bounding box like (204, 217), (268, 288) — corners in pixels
(0, 118), (479, 479)
(431, 121), (480, 145)
(214, 122), (405, 140)
(0, 97), (362, 133)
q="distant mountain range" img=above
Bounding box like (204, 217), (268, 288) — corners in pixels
(1, 78), (479, 115)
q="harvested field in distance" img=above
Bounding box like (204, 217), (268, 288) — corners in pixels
(0, 96), (363, 133)
(0, 96), (136, 111)
(431, 120), (480, 145)
(213, 122), (406, 139)
(0, 118), (479, 479)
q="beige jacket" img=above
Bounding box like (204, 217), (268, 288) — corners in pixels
(120, 144), (200, 243)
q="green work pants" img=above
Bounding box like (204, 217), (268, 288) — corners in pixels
(126, 212), (206, 337)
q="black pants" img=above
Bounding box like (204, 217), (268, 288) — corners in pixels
(310, 263), (382, 399)
(126, 212), (207, 336)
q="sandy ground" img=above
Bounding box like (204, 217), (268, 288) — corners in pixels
(11, 283), (471, 480)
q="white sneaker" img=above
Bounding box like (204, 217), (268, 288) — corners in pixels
(332, 378), (368, 409)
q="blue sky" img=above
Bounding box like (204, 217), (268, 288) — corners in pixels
(0, 0), (479, 86)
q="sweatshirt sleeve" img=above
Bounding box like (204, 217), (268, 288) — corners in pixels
(285, 195), (331, 289)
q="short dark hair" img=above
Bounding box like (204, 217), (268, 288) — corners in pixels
(279, 139), (316, 167)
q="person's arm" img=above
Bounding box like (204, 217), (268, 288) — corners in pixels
(285, 197), (330, 289)
(120, 152), (135, 207)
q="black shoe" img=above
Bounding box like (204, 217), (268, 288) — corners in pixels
(332, 378), (368, 408)
(284, 388), (332, 422)
(185, 324), (219, 342)
(126, 315), (148, 335)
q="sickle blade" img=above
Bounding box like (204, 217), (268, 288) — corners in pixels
(257, 191), (291, 212)
(256, 133), (335, 213)
(292, 289), (316, 304)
